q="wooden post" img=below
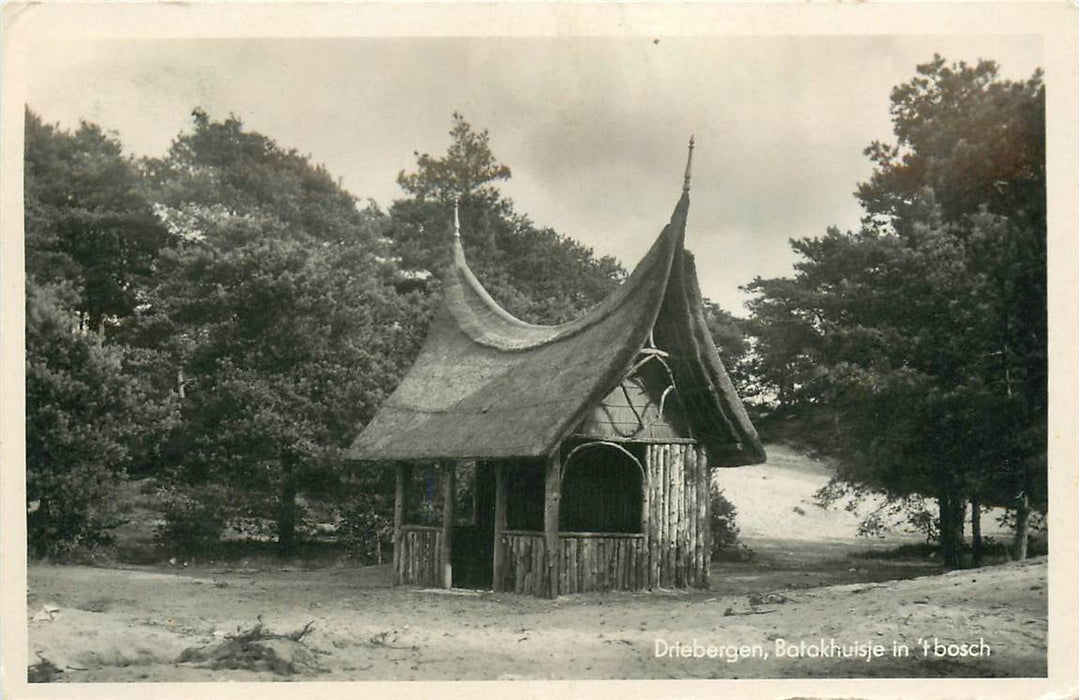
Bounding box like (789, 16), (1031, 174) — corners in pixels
(701, 447), (713, 588)
(640, 452), (650, 588)
(492, 462), (508, 592)
(393, 463), (410, 585)
(441, 461), (455, 589)
(544, 449), (563, 598)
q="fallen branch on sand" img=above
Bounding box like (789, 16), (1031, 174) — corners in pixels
(723, 607), (777, 616)
(228, 617), (316, 643)
(178, 618), (322, 676)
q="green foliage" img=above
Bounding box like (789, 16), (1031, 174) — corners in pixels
(814, 478), (939, 542)
(702, 300), (755, 404)
(25, 281), (143, 556)
(135, 110), (434, 553)
(336, 491), (394, 564)
(710, 489), (751, 561)
(154, 484), (229, 558)
(743, 56), (1045, 567)
(24, 109), (172, 333)
(390, 114), (625, 325)
(397, 112), (511, 205)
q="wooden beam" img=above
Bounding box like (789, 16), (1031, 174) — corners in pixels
(393, 463), (410, 586)
(441, 461), (455, 590)
(543, 450), (563, 598)
(492, 462), (508, 592)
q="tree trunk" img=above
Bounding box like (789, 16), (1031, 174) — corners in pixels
(938, 487), (966, 569)
(277, 456), (298, 556)
(1013, 491), (1030, 561)
(970, 495), (983, 568)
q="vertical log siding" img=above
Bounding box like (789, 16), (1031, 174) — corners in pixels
(396, 526), (444, 587)
(396, 443), (712, 595)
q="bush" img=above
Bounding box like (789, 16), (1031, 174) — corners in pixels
(710, 488), (753, 561)
(154, 485), (229, 559)
(336, 494), (394, 564)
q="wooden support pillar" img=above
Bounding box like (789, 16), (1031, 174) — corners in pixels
(544, 450), (563, 598)
(701, 446), (713, 588)
(441, 461), (455, 590)
(393, 463), (410, 585)
(492, 462), (508, 592)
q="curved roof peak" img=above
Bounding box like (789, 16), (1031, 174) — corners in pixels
(447, 192), (689, 351)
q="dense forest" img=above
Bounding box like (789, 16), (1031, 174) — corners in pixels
(25, 56), (1046, 569)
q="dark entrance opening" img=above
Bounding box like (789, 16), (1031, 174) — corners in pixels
(450, 461), (493, 589)
(560, 442), (645, 533)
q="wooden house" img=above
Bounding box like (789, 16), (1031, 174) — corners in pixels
(347, 141), (765, 597)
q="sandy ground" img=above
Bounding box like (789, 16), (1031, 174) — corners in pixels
(25, 444), (1045, 682)
(26, 555), (1047, 681)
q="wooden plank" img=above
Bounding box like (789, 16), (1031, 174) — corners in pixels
(697, 444), (707, 587)
(581, 538), (590, 592)
(630, 534), (638, 591)
(393, 464), (408, 586)
(522, 537), (530, 595)
(566, 538), (573, 595)
(492, 463), (507, 593)
(688, 447), (697, 587)
(440, 463), (455, 589)
(662, 444), (672, 587)
(513, 537), (523, 593)
(617, 538), (623, 590)
(543, 451), (563, 598)
(649, 445), (660, 589)
(656, 445), (665, 588)
(701, 446), (712, 588)
(679, 444), (688, 587)
(574, 538), (582, 594)
(523, 536), (530, 595)
(575, 538), (582, 594)
(674, 445), (683, 588)
(621, 538), (629, 590)
(620, 538), (628, 589)
(622, 539), (629, 589)
(565, 537), (574, 591)
(601, 538), (608, 591)
(690, 447), (698, 587)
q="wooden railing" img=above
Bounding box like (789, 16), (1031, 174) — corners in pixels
(498, 530), (648, 595)
(498, 531), (548, 596)
(397, 525), (443, 587)
(557, 531), (646, 594)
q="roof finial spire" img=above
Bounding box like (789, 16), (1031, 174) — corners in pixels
(453, 196), (461, 240)
(683, 135), (695, 194)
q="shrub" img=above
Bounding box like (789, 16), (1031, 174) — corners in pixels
(336, 492), (394, 564)
(710, 488), (753, 561)
(154, 485), (229, 559)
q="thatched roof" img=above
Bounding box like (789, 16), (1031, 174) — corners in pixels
(347, 191), (765, 466)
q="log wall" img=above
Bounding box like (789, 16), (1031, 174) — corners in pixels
(397, 525), (444, 587)
(400, 442), (712, 596)
(557, 532), (647, 594)
(499, 531), (549, 596)
(643, 442), (710, 590)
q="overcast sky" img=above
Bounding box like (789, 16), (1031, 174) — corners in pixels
(25, 35), (1042, 315)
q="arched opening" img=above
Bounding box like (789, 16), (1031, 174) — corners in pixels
(559, 442), (646, 533)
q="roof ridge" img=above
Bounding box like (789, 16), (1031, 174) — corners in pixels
(445, 192), (689, 352)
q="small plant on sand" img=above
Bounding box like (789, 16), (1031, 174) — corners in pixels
(710, 488), (754, 562)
